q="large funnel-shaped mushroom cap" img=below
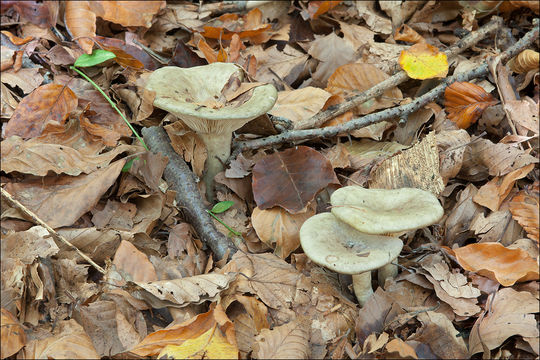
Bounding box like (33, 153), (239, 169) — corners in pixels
(145, 63), (277, 134)
(331, 186), (444, 234)
(300, 212), (403, 275)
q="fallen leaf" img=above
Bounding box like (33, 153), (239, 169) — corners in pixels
(113, 240), (158, 283)
(326, 63), (403, 115)
(444, 82), (499, 129)
(3, 158), (126, 228)
(468, 138), (538, 176)
(200, 8), (271, 44)
(251, 203), (316, 259)
(89, 1), (165, 28)
(305, 1), (342, 19)
(1, 226), (59, 264)
(473, 163), (535, 211)
(507, 49), (540, 73)
(469, 288), (539, 355)
(129, 304), (237, 357)
(385, 338), (418, 359)
(1, 307), (26, 359)
(509, 183), (539, 242)
(64, 1), (96, 54)
(3, 84), (78, 139)
(451, 242), (539, 286)
(308, 32), (355, 86)
(21, 319), (100, 359)
(252, 146), (339, 213)
(268, 87), (332, 125)
(252, 316), (310, 359)
(399, 42), (448, 80)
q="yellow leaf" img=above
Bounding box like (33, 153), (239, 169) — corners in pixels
(158, 325), (238, 359)
(399, 43), (448, 80)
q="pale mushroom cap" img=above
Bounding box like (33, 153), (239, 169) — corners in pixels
(145, 63), (277, 134)
(331, 186), (444, 234)
(300, 212), (403, 275)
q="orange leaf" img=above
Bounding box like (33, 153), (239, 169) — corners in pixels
(398, 42), (448, 79)
(88, 1), (165, 28)
(0, 30), (33, 45)
(444, 81), (498, 129)
(4, 84), (78, 139)
(452, 243), (539, 286)
(509, 182), (539, 242)
(64, 1), (96, 54)
(94, 36), (146, 70)
(130, 304), (237, 357)
(1, 308), (26, 359)
(307, 1), (342, 19)
(197, 38), (218, 63)
(394, 24), (424, 44)
(200, 8), (271, 44)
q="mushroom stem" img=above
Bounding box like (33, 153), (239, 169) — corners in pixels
(378, 259), (398, 289)
(352, 272), (373, 307)
(198, 132), (233, 201)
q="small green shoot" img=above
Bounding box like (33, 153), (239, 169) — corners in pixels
(71, 49), (149, 151)
(122, 157), (139, 172)
(206, 201), (241, 237)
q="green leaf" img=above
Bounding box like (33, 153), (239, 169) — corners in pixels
(74, 49), (116, 67)
(210, 201), (234, 214)
(122, 157), (138, 172)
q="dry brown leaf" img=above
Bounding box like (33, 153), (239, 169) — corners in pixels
(468, 138), (538, 176)
(444, 184), (484, 247)
(470, 204), (522, 243)
(1, 307), (26, 359)
(64, 1), (96, 54)
(21, 319), (100, 358)
(113, 240), (158, 283)
(3, 158), (126, 228)
(251, 203), (316, 259)
(1, 68), (44, 95)
(326, 63), (403, 115)
(394, 24), (424, 44)
(308, 32), (355, 86)
(127, 273), (236, 308)
(473, 163), (535, 212)
(253, 316), (310, 359)
(444, 82), (499, 129)
(503, 99), (539, 136)
(1, 136), (133, 176)
(384, 338), (418, 359)
(1, 226), (59, 264)
(89, 1), (165, 28)
(469, 288), (539, 355)
(450, 242), (539, 286)
(321, 142), (351, 169)
(339, 21), (374, 50)
(435, 129), (471, 184)
(268, 87), (331, 125)
(422, 261), (481, 299)
(244, 44), (308, 85)
(507, 49), (540, 73)
(410, 311), (468, 359)
(509, 183), (539, 242)
(343, 139), (406, 170)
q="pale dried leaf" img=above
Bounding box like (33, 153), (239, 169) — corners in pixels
(268, 87), (331, 125)
(253, 316), (310, 359)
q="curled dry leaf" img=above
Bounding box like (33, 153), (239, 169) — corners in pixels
(200, 8), (272, 44)
(3, 84), (78, 139)
(251, 203), (316, 259)
(444, 81), (499, 129)
(394, 24), (424, 44)
(127, 273), (237, 309)
(509, 183), (539, 242)
(64, 1), (96, 54)
(88, 1), (165, 28)
(507, 49), (540, 74)
(384, 338), (418, 359)
(398, 42), (448, 80)
(451, 242), (539, 286)
(252, 146), (339, 213)
(304, 1), (342, 19)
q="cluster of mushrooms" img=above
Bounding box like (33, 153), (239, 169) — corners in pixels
(300, 186), (444, 306)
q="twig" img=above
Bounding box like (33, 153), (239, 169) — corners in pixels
(141, 126), (236, 261)
(1, 187), (106, 275)
(232, 18), (539, 156)
(293, 16), (504, 130)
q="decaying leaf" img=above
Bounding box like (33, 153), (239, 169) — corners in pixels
(444, 82), (499, 129)
(399, 42), (448, 79)
(507, 49), (540, 73)
(509, 183), (539, 242)
(1, 307), (26, 359)
(268, 87), (332, 125)
(252, 316), (310, 359)
(252, 146), (339, 213)
(450, 242), (539, 286)
(127, 273), (237, 308)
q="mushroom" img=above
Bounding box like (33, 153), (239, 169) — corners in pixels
(300, 212), (403, 306)
(330, 186), (444, 287)
(145, 63), (277, 200)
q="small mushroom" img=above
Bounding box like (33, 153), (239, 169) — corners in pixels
(300, 212), (403, 306)
(330, 186), (444, 287)
(145, 63), (277, 200)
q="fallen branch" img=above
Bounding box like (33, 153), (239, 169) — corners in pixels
(232, 18), (539, 155)
(293, 16), (504, 130)
(142, 126), (236, 261)
(1, 187), (106, 275)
